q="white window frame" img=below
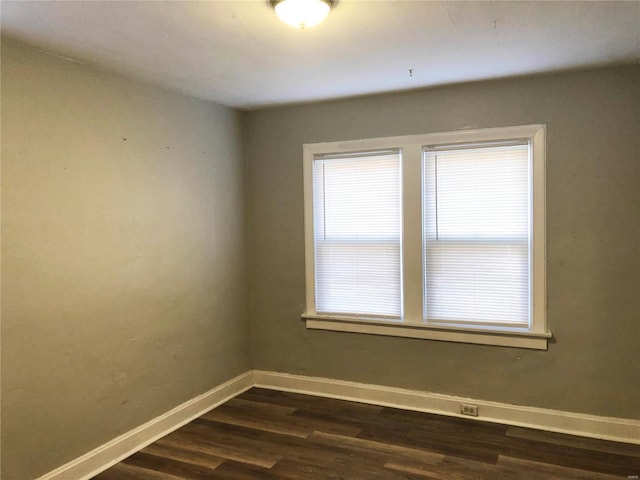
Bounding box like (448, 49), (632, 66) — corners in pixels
(302, 125), (550, 350)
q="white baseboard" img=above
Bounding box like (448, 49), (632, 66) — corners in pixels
(36, 368), (639, 480)
(253, 370), (640, 445)
(37, 371), (254, 480)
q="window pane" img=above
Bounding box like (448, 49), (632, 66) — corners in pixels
(423, 143), (530, 325)
(313, 152), (401, 317)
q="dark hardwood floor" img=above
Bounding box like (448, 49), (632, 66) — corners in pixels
(93, 387), (640, 479)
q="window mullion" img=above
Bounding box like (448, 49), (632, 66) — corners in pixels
(401, 144), (424, 324)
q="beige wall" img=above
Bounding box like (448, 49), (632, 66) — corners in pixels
(1, 40), (252, 480)
(246, 66), (640, 419)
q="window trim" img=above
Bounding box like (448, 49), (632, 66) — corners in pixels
(302, 125), (549, 350)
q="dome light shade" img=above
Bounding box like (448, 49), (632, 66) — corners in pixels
(272, 0), (334, 29)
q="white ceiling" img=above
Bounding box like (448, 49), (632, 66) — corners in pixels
(1, 1), (639, 109)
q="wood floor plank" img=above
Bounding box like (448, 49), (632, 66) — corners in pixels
(273, 408), (364, 437)
(201, 408), (311, 438)
(329, 454), (429, 480)
(404, 428), (501, 464)
(189, 417), (265, 440)
(185, 421), (343, 468)
(308, 430), (444, 465)
(409, 422), (640, 475)
(385, 455), (576, 480)
(94, 388), (639, 480)
(141, 443), (225, 470)
(188, 417), (267, 440)
(206, 401), (299, 425)
(506, 425), (640, 457)
(92, 462), (184, 480)
(486, 431), (640, 475)
(385, 453), (628, 480)
(155, 430), (281, 468)
(438, 456), (540, 480)
(225, 397), (298, 416)
(271, 456), (424, 480)
(497, 455), (628, 479)
(123, 452), (220, 480)
(168, 420), (341, 468)
(254, 431), (343, 467)
(179, 419), (280, 449)
(207, 460), (283, 480)
(206, 399), (363, 438)
(289, 405), (389, 429)
(384, 460), (482, 480)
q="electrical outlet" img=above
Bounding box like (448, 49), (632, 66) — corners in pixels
(460, 403), (479, 416)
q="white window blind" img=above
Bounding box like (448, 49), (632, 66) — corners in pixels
(423, 142), (530, 327)
(313, 150), (401, 318)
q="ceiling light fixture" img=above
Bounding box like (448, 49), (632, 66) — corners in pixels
(270, 0), (336, 29)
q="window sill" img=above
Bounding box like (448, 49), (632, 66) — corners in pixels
(302, 314), (551, 350)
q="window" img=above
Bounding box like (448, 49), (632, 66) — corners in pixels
(423, 142), (530, 328)
(303, 125), (549, 349)
(313, 150), (402, 318)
